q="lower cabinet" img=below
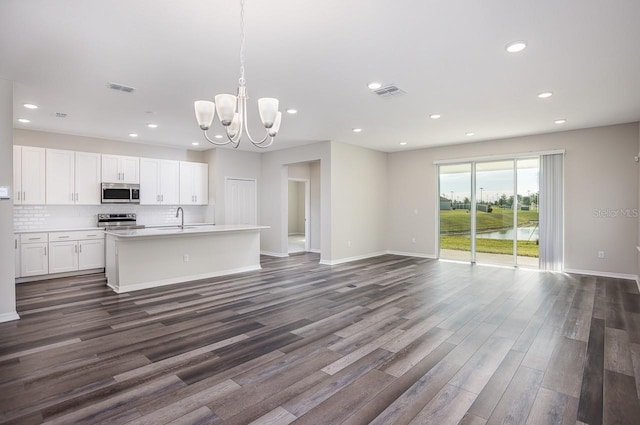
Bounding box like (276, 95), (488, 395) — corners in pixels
(49, 231), (105, 274)
(20, 233), (49, 277)
(14, 235), (21, 279)
(16, 230), (105, 279)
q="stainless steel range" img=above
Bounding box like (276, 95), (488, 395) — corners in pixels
(97, 213), (145, 230)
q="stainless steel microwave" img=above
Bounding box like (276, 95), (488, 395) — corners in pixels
(101, 183), (140, 204)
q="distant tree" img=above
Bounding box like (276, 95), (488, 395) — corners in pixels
(522, 196), (531, 206)
(498, 193), (508, 207)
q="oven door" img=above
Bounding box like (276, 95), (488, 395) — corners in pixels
(102, 184), (134, 203)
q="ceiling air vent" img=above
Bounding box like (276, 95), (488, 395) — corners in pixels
(55, 112), (67, 118)
(108, 82), (136, 93)
(373, 84), (406, 98)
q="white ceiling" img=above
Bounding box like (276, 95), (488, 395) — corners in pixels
(1, 0), (639, 153)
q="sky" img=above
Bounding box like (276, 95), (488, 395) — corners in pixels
(440, 160), (539, 203)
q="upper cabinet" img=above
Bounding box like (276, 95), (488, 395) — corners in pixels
(46, 149), (101, 205)
(179, 161), (208, 205)
(102, 154), (139, 183)
(14, 146), (46, 205)
(140, 158), (180, 205)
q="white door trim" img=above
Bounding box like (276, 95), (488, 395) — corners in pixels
(288, 177), (310, 252)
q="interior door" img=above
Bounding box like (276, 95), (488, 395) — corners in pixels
(225, 178), (256, 225)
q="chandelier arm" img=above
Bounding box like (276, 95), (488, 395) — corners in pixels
(252, 138), (275, 149)
(239, 96), (272, 145)
(203, 130), (239, 149)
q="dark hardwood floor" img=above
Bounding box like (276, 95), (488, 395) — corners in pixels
(1, 253), (640, 424)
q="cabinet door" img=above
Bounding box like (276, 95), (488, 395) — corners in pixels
(21, 243), (48, 277)
(49, 241), (79, 274)
(21, 146), (46, 204)
(101, 154), (121, 183)
(75, 152), (101, 204)
(46, 149), (75, 204)
(79, 239), (105, 270)
(194, 163), (209, 205)
(160, 160), (180, 204)
(13, 146), (22, 204)
(179, 162), (195, 204)
(14, 236), (21, 279)
(139, 158), (160, 205)
(120, 156), (140, 184)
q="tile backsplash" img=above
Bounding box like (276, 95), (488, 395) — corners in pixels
(14, 204), (210, 231)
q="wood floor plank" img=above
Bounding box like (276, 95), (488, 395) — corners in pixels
(577, 317), (605, 425)
(541, 337), (586, 398)
(486, 365), (544, 425)
(603, 370), (640, 425)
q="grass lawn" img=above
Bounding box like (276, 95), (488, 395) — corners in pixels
(440, 235), (539, 257)
(440, 209), (539, 234)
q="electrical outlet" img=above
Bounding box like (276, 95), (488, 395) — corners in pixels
(598, 251), (605, 259)
(183, 254), (189, 262)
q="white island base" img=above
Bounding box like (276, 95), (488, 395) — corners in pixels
(105, 225), (267, 293)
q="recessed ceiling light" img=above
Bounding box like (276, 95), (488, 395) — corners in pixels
(537, 92), (553, 99)
(429, 114), (441, 119)
(214, 134), (223, 139)
(129, 133), (138, 138)
(466, 132), (475, 136)
(554, 119), (567, 124)
(286, 108), (298, 114)
(192, 142), (200, 146)
(23, 103), (38, 109)
(505, 41), (527, 53)
(147, 123), (158, 128)
(367, 82), (382, 90)
(17, 118), (30, 123)
(352, 128), (363, 133)
(399, 142), (407, 146)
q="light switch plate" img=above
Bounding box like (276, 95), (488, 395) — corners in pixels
(0, 186), (10, 199)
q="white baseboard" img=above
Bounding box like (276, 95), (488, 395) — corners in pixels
(0, 312), (20, 323)
(319, 251), (387, 266)
(563, 268), (639, 281)
(309, 249), (321, 254)
(109, 265), (262, 293)
(386, 250), (438, 259)
(260, 251), (289, 258)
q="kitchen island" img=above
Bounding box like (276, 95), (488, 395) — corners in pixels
(105, 224), (268, 293)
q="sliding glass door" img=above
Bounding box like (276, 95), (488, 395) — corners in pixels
(438, 157), (540, 268)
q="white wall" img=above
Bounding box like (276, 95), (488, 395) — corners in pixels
(310, 161), (321, 252)
(14, 129), (204, 162)
(205, 147), (261, 225)
(0, 80), (18, 322)
(330, 142), (388, 261)
(388, 123), (640, 276)
(260, 142), (331, 260)
(287, 181), (303, 234)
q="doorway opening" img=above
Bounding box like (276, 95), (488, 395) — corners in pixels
(288, 179), (309, 253)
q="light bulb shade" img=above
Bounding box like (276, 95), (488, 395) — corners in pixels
(268, 112), (282, 137)
(215, 94), (237, 125)
(258, 98), (279, 128)
(227, 113), (240, 138)
(194, 101), (215, 130)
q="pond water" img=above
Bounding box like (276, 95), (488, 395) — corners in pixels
(476, 226), (539, 241)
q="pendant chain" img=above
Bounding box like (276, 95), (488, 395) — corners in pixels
(238, 0), (246, 87)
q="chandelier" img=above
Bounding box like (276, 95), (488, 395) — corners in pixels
(194, 0), (282, 149)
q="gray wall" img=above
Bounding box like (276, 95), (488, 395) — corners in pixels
(0, 80), (18, 322)
(388, 122), (640, 276)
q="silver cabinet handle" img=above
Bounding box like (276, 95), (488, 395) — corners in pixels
(76, 193), (79, 202)
(28, 237), (40, 240)
(15, 239), (17, 249)
(87, 234), (97, 237)
(17, 191), (21, 201)
(79, 244), (82, 253)
(23, 192), (26, 201)
(59, 236), (69, 239)
(74, 244), (78, 253)
(44, 247), (47, 256)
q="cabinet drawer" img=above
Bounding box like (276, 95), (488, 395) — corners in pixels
(76, 230), (104, 240)
(49, 231), (80, 242)
(20, 233), (48, 243)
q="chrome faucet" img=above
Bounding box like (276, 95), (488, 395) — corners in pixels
(176, 207), (184, 229)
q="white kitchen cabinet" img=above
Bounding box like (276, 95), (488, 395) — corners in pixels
(46, 149), (101, 205)
(14, 235), (21, 279)
(20, 233), (49, 277)
(13, 146), (46, 205)
(179, 161), (208, 205)
(140, 158), (179, 205)
(49, 240), (79, 274)
(78, 239), (105, 270)
(102, 154), (139, 183)
(49, 231), (105, 273)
